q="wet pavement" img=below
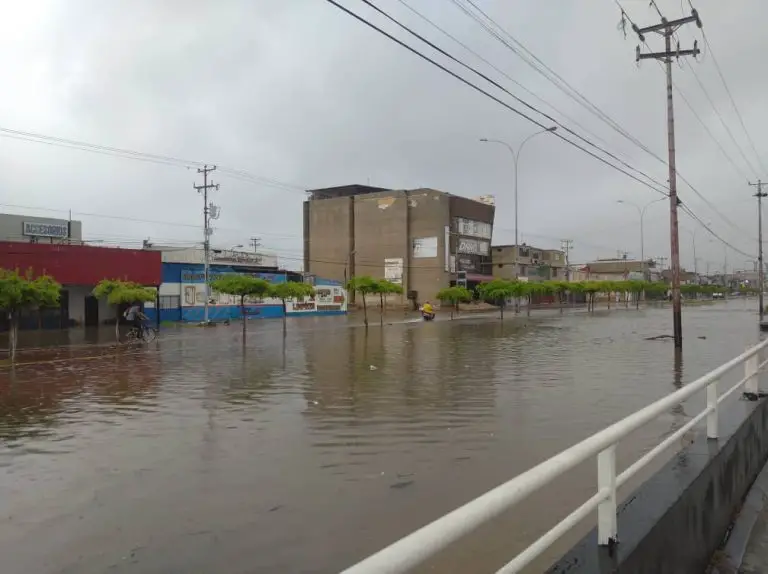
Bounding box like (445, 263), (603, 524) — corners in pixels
(0, 300), (763, 573)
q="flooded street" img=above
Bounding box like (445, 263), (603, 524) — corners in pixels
(0, 301), (763, 574)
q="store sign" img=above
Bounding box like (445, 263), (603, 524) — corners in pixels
(412, 236), (438, 259)
(458, 238), (490, 255)
(384, 258), (403, 284)
(22, 221), (68, 238)
(211, 250), (263, 265)
(456, 218), (492, 239)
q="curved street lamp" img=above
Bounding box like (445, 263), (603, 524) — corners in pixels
(617, 197), (666, 277)
(480, 126), (557, 278)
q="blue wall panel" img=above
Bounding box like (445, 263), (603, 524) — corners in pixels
(180, 304), (283, 322)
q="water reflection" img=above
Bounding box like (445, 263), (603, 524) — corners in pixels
(0, 302), (762, 574)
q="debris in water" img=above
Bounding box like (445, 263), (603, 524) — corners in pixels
(645, 334), (674, 340)
(369, 365), (378, 371)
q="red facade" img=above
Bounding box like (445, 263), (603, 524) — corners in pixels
(0, 242), (161, 286)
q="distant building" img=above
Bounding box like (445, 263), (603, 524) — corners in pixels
(575, 258), (657, 281)
(0, 212), (82, 244)
(492, 244), (567, 282)
(303, 184), (495, 303)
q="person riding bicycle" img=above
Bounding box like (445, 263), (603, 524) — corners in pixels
(124, 303), (148, 337)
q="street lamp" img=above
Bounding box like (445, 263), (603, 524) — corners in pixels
(480, 126), (557, 278)
(616, 197), (666, 278)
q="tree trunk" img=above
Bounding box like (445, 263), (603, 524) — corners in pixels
(282, 298), (287, 331)
(560, 292), (564, 314)
(500, 301), (504, 320)
(241, 296), (247, 336)
(380, 293), (384, 325)
(608, 292), (611, 310)
(9, 313), (18, 363)
(625, 292), (629, 308)
(527, 295), (531, 316)
(636, 291), (641, 309)
(362, 293), (368, 327)
(114, 305), (120, 343)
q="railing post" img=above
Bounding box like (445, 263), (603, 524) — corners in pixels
(707, 379), (718, 439)
(746, 348), (759, 395)
(597, 445), (617, 545)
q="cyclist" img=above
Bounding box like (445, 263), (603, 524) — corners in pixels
(124, 302), (148, 338)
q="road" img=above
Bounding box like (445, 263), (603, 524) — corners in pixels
(0, 300), (762, 573)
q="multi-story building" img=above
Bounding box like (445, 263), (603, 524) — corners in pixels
(303, 184), (495, 304)
(572, 258), (657, 282)
(492, 244), (567, 281)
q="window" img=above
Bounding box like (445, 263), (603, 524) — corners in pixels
(160, 295), (180, 310)
(519, 247), (530, 258)
(532, 251), (541, 260)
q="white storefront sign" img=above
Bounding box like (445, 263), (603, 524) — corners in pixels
(22, 221), (69, 238)
(458, 238), (490, 255)
(384, 258), (403, 284)
(412, 236), (438, 258)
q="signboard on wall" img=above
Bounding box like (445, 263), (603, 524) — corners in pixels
(456, 218), (492, 239)
(458, 238), (490, 255)
(412, 236), (438, 258)
(384, 258), (403, 284)
(22, 221), (68, 238)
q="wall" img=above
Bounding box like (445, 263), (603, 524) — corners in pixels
(305, 196), (353, 283)
(547, 396), (768, 574)
(0, 242), (161, 285)
(407, 189), (450, 303)
(0, 213), (83, 243)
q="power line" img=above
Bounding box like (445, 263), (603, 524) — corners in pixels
(326, 0), (669, 196)
(0, 126), (306, 193)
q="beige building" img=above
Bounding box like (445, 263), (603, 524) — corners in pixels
(303, 185), (495, 304)
(570, 259), (656, 282)
(492, 244), (567, 282)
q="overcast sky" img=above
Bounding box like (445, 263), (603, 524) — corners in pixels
(1, 0), (765, 273)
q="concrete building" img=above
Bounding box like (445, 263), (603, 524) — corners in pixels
(492, 244), (567, 282)
(303, 185), (495, 304)
(0, 212), (82, 244)
(573, 258), (658, 282)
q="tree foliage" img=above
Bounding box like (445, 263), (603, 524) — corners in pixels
(477, 279), (517, 319)
(436, 286), (472, 319)
(93, 279), (156, 342)
(270, 281), (316, 328)
(210, 275), (271, 333)
(347, 275), (380, 327)
(0, 269), (61, 361)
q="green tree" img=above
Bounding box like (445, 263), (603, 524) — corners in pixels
(210, 275), (271, 335)
(626, 280), (647, 309)
(0, 269), (61, 362)
(436, 286), (472, 319)
(375, 279), (404, 323)
(93, 279), (156, 343)
(582, 281), (602, 312)
(478, 279), (517, 319)
(347, 276), (379, 327)
(270, 281), (316, 330)
(545, 281), (571, 313)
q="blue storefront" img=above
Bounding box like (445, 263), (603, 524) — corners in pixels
(145, 262), (346, 323)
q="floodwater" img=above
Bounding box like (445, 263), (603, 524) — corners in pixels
(0, 300), (763, 573)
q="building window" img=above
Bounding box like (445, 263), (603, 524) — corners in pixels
(532, 251), (541, 260)
(159, 295), (180, 310)
(519, 247), (530, 258)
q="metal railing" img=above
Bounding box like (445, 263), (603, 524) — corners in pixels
(342, 338), (768, 574)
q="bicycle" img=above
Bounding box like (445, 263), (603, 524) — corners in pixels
(125, 323), (158, 343)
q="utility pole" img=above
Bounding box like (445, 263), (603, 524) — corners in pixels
(250, 236), (261, 253)
(561, 239), (574, 281)
(634, 8), (702, 350)
(750, 180), (766, 320)
(194, 165), (220, 324)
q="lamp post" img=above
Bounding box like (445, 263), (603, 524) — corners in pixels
(616, 197), (666, 279)
(480, 126), (557, 278)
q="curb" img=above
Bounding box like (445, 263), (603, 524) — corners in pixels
(710, 459), (768, 573)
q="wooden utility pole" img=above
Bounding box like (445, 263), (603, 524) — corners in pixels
(750, 180), (766, 320)
(634, 9), (702, 350)
(561, 239), (573, 281)
(194, 165), (219, 324)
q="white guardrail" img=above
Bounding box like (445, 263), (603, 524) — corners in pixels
(342, 338), (768, 574)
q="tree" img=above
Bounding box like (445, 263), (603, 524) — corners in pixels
(347, 276), (379, 327)
(210, 274), (271, 335)
(436, 286), (472, 319)
(270, 281), (316, 330)
(375, 279), (404, 323)
(93, 279), (156, 343)
(546, 281), (570, 313)
(582, 281), (602, 312)
(626, 280), (647, 309)
(478, 279), (516, 319)
(0, 269), (61, 362)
